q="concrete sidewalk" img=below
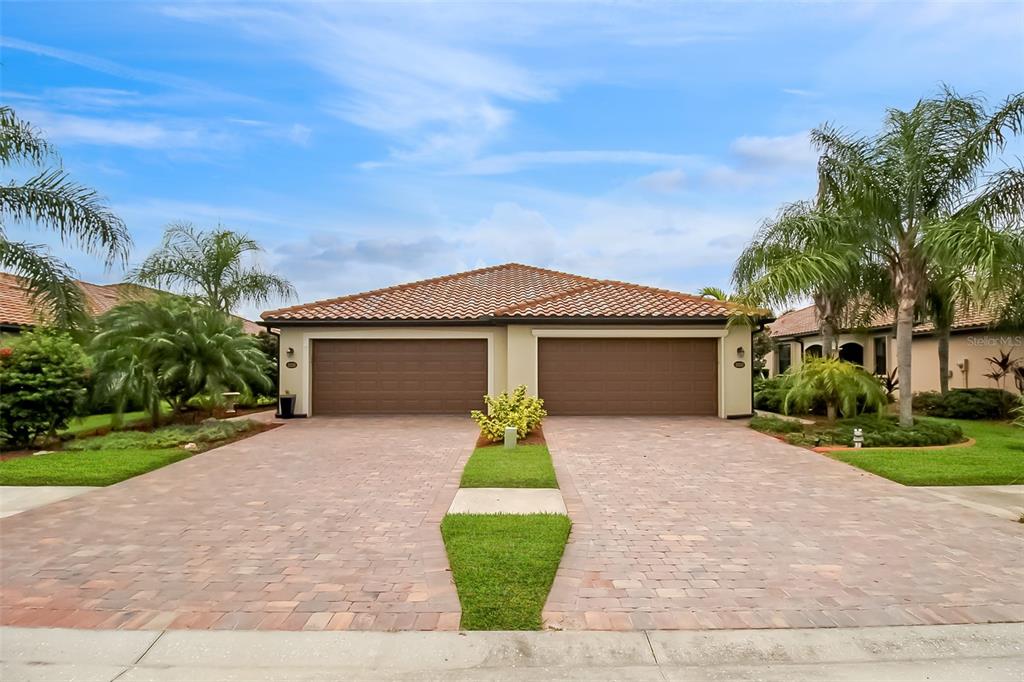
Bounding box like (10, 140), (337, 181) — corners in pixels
(2, 623), (1022, 681)
(0, 486), (99, 518)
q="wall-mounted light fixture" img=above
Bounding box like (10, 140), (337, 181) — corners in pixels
(737, 346), (746, 359)
(286, 347), (295, 357)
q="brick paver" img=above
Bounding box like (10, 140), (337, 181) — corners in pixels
(0, 417), (475, 630)
(542, 417), (1024, 631)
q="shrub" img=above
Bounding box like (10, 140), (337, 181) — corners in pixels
(913, 388), (1018, 420)
(782, 358), (887, 421)
(1013, 396), (1023, 428)
(471, 385), (547, 443)
(0, 330), (89, 448)
(748, 415), (803, 434)
(90, 296), (271, 425)
(66, 419), (255, 451)
(763, 415), (963, 448)
(753, 376), (789, 414)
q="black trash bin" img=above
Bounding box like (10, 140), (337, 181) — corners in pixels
(278, 394), (296, 419)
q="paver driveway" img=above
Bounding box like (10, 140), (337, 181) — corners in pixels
(542, 417), (1024, 631)
(0, 417), (476, 631)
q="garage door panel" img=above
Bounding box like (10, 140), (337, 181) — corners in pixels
(312, 339), (487, 415)
(538, 337), (717, 415)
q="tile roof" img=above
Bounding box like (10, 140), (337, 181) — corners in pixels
(768, 297), (1002, 339)
(0, 272), (263, 334)
(262, 263), (740, 322)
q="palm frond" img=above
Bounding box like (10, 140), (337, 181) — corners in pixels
(0, 106), (55, 166)
(0, 239), (87, 327)
(0, 169), (131, 266)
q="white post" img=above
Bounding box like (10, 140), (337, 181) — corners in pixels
(504, 426), (517, 449)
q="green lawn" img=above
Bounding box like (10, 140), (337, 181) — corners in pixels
(829, 419), (1024, 486)
(0, 448), (192, 486)
(60, 405), (171, 436)
(460, 445), (558, 488)
(441, 513), (570, 630)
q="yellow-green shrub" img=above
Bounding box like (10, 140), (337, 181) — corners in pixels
(471, 385), (547, 442)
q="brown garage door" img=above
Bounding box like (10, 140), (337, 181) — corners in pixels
(311, 339), (487, 415)
(538, 337), (718, 415)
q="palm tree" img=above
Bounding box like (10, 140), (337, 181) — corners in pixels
(91, 296), (271, 426)
(131, 222), (295, 314)
(0, 106), (131, 327)
(733, 200), (880, 358)
(813, 88), (1024, 425)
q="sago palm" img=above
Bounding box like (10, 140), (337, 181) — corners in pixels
(132, 222), (295, 314)
(0, 106), (131, 327)
(91, 296), (272, 425)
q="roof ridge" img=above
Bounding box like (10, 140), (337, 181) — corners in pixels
(493, 280), (607, 316)
(597, 277), (740, 309)
(261, 262), (596, 319)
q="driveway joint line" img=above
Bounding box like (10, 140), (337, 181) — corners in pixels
(131, 629), (165, 665)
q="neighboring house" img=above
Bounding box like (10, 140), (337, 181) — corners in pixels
(260, 263), (760, 418)
(765, 300), (1022, 395)
(0, 272), (263, 334)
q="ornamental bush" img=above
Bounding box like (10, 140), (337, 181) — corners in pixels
(913, 388), (1018, 420)
(770, 415), (963, 448)
(0, 329), (89, 448)
(471, 385), (547, 442)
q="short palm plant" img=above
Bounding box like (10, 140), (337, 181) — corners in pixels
(91, 296), (271, 425)
(132, 222), (294, 314)
(782, 357), (888, 422)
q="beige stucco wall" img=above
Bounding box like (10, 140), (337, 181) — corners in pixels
(909, 331), (1023, 395)
(766, 330), (1022, 396)
(278, 322), (753, 418)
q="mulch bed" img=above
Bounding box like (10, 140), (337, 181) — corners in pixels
(474, 424), (547, 449)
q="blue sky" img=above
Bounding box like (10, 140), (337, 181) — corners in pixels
(3, 1), (1022, 317)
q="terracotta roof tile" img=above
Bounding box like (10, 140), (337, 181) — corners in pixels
(262, 263), (740, 322)
(0, 272), (263, 334)
(768, 297), (1002, 339)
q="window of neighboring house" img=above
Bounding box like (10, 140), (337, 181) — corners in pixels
(874, 337), (887, 375)
(777, 343), (792, 374)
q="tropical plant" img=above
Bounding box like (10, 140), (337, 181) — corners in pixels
(471, 385), (547, 442)
(131, 222), (295, 314)
(982, 350), (1019, 390)
(733, 200), (889, 359)
(0, 106), (131, 327)
(913, 388), (1018, 420)
(781, 357), (888, 422)
(90, 296), (272, 426)
(0, 329), (89, 448)
(1013, 395), (1023, 428)
(742, 89), (1024, 426)
(879, 369), (899, 400)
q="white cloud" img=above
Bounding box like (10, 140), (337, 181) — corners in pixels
(22, 109), (209, 149)
(458, 150), (702, 175)
(636, 168), (687, 193)
(730, 131), (817, 168)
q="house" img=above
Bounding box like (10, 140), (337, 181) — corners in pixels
(765, 299), (1022, 394)
(0, 272), (264, 334)
(260, 263), (759, 417)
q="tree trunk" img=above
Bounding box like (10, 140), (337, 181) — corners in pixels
(937, 324), (951, 394)
(150, 394), (161, 429)
(814, 293), (837, 358)
(826, 402), (837, 422)
(896, 294), (916, 427)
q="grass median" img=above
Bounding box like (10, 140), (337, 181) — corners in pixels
(442, 513), (570, 630)
(460, 445), (558, 488)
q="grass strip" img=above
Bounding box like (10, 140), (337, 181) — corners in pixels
(442, 513), (570, 630)
(460, 445), (557, 488)
(0, 448), (192, 486)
